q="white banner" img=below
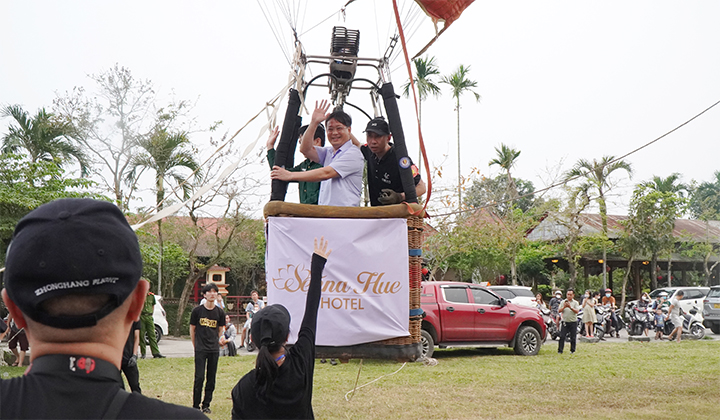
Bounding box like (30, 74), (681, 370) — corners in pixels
(266, 217), (409, 346)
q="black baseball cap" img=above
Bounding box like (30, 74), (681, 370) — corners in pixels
(251, 304), (290, 348)
(364, 117), (390, 136)
(4, 198), (143, 329)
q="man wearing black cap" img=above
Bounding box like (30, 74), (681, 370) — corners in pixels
(266, 124), (325, 205)
(0, 198), (206, 419)
(352, 117), (426, 206)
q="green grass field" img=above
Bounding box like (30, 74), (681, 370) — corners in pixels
(2, 340), (719, 419)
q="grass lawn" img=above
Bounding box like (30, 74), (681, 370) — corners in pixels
(2, 339), (719, 419)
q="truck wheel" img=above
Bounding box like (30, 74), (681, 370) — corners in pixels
(420, 330), (434, 359)
(514, 326), (541, 356)
(711, 323), (720, 335)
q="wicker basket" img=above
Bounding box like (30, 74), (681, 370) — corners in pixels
(265, 202), (426, 360)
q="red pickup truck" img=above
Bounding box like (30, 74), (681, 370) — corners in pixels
(420, 281), (546, 358)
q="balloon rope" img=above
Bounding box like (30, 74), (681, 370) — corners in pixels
(392, 0), (431, 217)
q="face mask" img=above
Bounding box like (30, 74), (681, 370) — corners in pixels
(584, 294), (589, 298)
(606, 293), (611, 297)
(642, 297), (649, 301)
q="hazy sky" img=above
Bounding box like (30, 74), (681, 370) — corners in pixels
(2, 1), (719, 217)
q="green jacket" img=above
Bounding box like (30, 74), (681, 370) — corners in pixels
(142, 293), (156, 316)
(267, 148), (322, 205)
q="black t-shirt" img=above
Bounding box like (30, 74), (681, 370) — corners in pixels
(122, 321), (140, 364)
(190, 304), (226, 353)
(360, 144), (421, 206)
(0, 354), (207, 419)
(231, 254), (326, 419)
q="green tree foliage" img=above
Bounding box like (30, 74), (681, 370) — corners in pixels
(689, 171), (720, 220)
(565, 156), (632, 288)
(464, 175), (538, 215)
(402, 55), (441, 171)
(551, 185), (592, 289)
(517, 240), (553, 287)
(54, 64), (196, 211)
(216, 219), (266, 295)
(2, 105), (89, 176)
(127, 127), (200, 294)
(642, 173), (688, 197)
(488, 143), (521, 199)
(623, 183), (686, 290)
(0, 154), (98, 262)
(138, 240), (189, 297)
(441, 64), (480, 208)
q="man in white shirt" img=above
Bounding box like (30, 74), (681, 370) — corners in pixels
(271, 100), (363, 206)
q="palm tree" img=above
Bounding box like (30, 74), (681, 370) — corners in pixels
(642, 173), (688, 197)
(441, 65), (480, 209)
(402, 56), (441, 172)
(489, 143), (521, 200)
(2, 104), (89, 175)
(565, 156), (633, 289)
(641, 173), (688, 286)
(128, 128), (200, 295)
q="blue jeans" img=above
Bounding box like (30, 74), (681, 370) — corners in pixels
(558, 321), (577, 354)
(193, 351), (219, 409)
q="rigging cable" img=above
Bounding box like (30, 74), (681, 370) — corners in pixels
(392, 0), (432, 217)
(429, 98), (720, 219)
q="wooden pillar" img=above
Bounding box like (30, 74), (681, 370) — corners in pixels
(608, 267), (613, 291)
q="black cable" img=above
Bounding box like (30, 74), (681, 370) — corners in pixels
(431, 99), (720, 218)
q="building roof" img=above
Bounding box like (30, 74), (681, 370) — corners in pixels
(526, 213), (720, 244)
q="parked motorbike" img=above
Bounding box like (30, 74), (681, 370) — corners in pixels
(610, 307), (626, 337)
(598, 304), (625, 338)
(539, 306), (559, 341)
(627, 302), (653, 336)
(576, 307), (606, 339)
(663, 305), (706, 340)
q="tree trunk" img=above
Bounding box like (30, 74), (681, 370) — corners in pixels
(156, 177), (165, 295)
(174, 269), (204, 336)
(418, 99), (423, 173)
(602, 246), (608, 290)
(651, 253), (658, 290)
(510, 258), (517, 286)
(568, 259), (577, 290)
(667, 256), (672, 287)
(620, 255), (635, 317)
(456, 96), (462, 209)
(704, 252), (720, 286)
(157, 219), (164, 295)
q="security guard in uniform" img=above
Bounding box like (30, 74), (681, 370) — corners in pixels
(0, 198), (206, 419)
(139, 290), (164, 358)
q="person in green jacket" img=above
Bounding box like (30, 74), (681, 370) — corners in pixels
(140, 289), (165, 358)
(266, 124), (325, 205)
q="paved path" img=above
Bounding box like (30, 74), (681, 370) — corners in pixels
(155, 336), (256, 358)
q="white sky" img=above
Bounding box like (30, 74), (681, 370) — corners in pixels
(2, 1), (719, 218)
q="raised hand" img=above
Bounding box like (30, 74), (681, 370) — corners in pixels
(311, 100), (331, 125)
(266, 126), (279, 150)
(313, 236), (332, 259)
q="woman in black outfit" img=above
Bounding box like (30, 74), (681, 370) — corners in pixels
(231, 237), (331, 419)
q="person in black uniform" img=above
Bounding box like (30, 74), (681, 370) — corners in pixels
(190, 283), (226, 414)
(231, 237), (331, 419)
(121, 320), (142, 393)
(351, 117), (426, 206)
(0, 198), (206, 419)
